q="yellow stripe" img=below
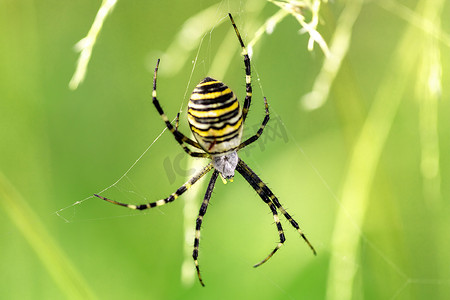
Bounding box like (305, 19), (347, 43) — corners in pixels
(191, 118), (242, 137)
(190, 88), (232, 100)
(188, 100), (239, 118)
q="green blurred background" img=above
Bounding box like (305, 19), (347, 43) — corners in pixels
(1, 0), (449, 299)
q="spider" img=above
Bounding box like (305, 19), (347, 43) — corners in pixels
(94, 13), (315, 286)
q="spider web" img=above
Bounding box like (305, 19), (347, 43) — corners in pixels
(56, 0), (450, 298)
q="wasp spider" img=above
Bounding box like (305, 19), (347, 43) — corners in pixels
(94, 13), (315, 286)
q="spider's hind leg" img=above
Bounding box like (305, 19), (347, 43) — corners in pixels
(253, 198), (286, 267)
(236, 158), (316, 264)
(235, 159), (288, 267)
(94, 163), (214, 211)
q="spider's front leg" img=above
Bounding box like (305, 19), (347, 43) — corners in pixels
(151, 59), (208, 158)
(228, 13), (252, 123)
(238, 97), (269, 150)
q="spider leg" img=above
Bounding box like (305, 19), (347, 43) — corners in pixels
(236, 159), (316, 258)
(94, 163), (213, 210)
(192, 170), (219, 287)
(175, 112), (180, 130)
(229, 13), (252, 124)
(252, 202), (286, 267)
(268, 195), (317, 256)
(238, 97), (269, 150)
(152, 59), (208, 157)
(235, 159), (286, 267)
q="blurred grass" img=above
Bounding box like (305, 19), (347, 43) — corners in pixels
(0, 0), (449, 299)
(0, 172), (97, 299)
(327, 0), (445, 299)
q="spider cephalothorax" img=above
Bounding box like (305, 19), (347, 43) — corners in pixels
(94, 13), (315, 287)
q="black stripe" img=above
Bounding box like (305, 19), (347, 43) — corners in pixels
(188, 107), (239, 124)
(244, 55), (251, 77)
(190, 91), (234, 105)
(152, 99), (164, 116)
(189, 116), (242, 132)
(194, 84), (229, 94)
(137, 203), (154, 209)
(188, 97), (238, 112)
(176, 185), (187, 195)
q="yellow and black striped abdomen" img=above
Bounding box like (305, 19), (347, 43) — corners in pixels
(188, 77), (243, 155)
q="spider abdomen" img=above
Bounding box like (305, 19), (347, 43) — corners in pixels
(187, 77), (243, 155)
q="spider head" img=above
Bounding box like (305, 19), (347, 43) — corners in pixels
(212, 151), (238, 179)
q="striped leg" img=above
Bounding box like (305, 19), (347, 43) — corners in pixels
(266, 192), (316, 255)
(175, 112), (180, 130)
(152, 59), (208, 157)
(193, 170), (219, 286)
(238, 97), (269, 150)
(228, 13), (252, 123)
(235, 159), (287, 267)
(94, 163), (214, 210)
(237, 159), (317, 256)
